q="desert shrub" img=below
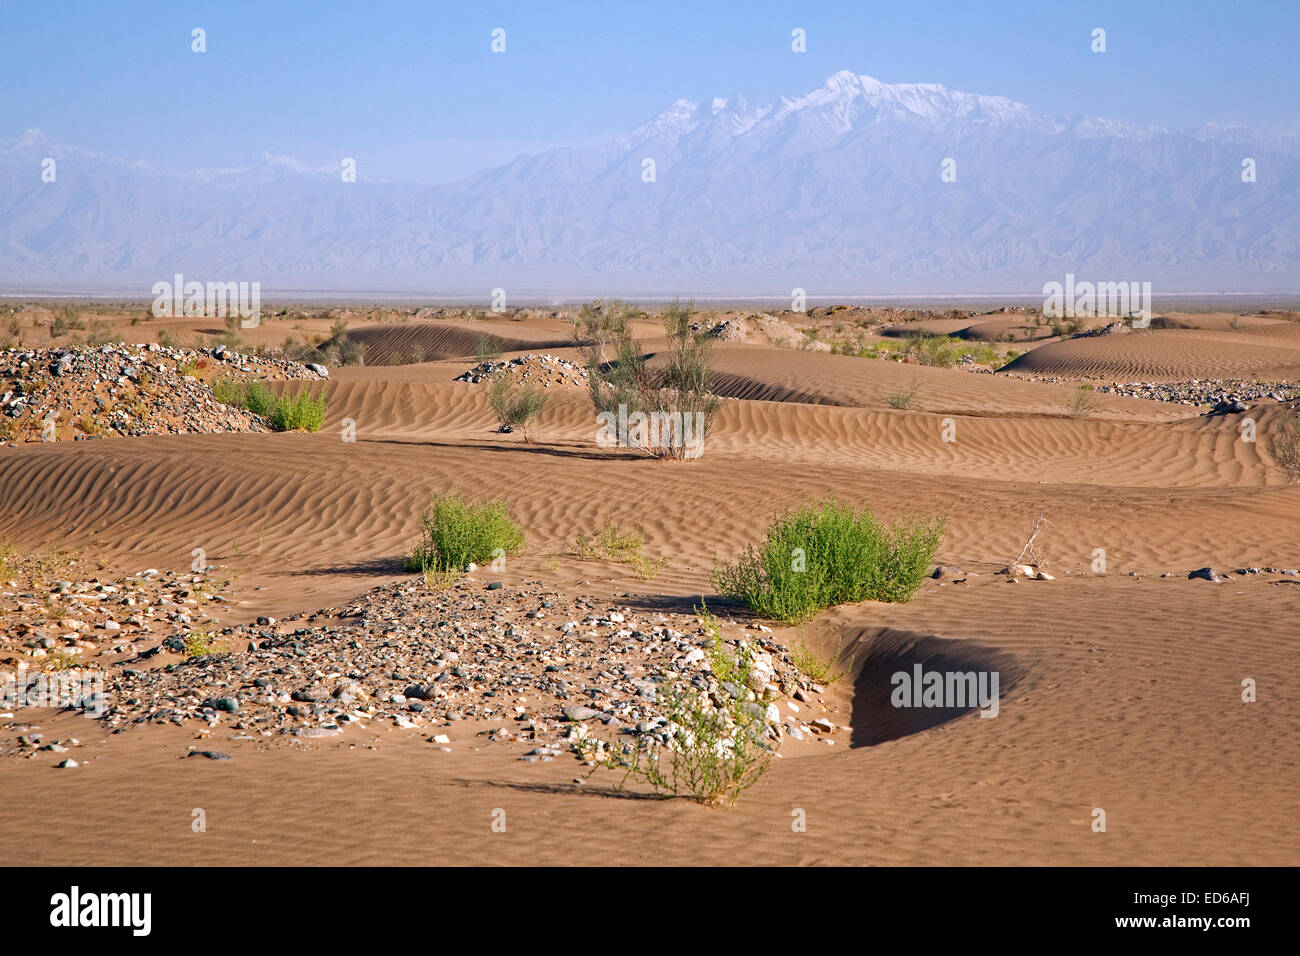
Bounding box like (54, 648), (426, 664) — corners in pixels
(583, 300), (720, 459)
(1066, 384), (1097, 418)
(1040, 313), (1086, 338)
(572, 520), (665, 579)
(475, 335), (502, 363)
(900, 333), (1002, 368)
(318, 318), (365, 365)
(268, 386), (327, 432)
(572, 299), (637, 346)
(213, 378), (282, 418)
(1270, 410), (1300, 481)
(790, 633), (849, 685)
(211, 375), (243, 406)
(50, 308), (85, 338)
(244, 380), (278, 417)
(579, 684), (774, 807)
(78, 319), (116, 346)
(488, 375), (547, 441)
(183, 632), (226, 657)
(406, 490), (525, 574)
(887, 378), (920, 409)
(712, 500), (946, 623)
(577, 613), (774, 807)
(0, 541), (18, 581)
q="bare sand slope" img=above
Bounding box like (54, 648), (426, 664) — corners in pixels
(1004, 327), (1300, 381)
(1, 329), (1297, 866)
(704, 345), (1189, 419)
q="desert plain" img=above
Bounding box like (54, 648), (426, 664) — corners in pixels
(0, 300), (1297, 866)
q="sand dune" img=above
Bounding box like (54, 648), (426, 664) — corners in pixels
(1, 309), (1297, 866)
(1004, 327), (1300, 381)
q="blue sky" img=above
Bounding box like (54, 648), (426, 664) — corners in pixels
(4, 0), (1298, 183)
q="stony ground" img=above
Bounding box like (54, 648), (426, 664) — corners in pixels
(1, 567), (848, 763)
(1001, 372), (1297, 406)
(0, 344), (325, 444)
(455, 353), (588, 388)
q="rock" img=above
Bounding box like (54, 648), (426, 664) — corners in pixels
(1188, 567), (1222, 583)
(931, 565), (962, 579)
(486, 581), (504, 591)
(563, 705), (603, 721)
(56, 758), (78, 768)
(187, 750), (231, 760)
(306, 364), (329, 378)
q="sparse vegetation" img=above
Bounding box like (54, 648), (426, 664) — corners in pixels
(475, 335), (502, 364)
(572, 520), (666, 580)
(49, 307), (85, 338)
(406, 490), (526, 574)
(214, 378), (324, 431)
(790, 632), (849, 685)
(578, 607), (775, 807)
(582, 300), (720, 459)
(712, 500), (947, 623)
(488, 375), (547, 441)
(1066, 384), (1097, 418)
(887, 377), (920, 409)
(1270, 410), (1300, 481)
(579, 682), (774, 807)
(183, 632), (226, 658)
(267, 386), (327, 432)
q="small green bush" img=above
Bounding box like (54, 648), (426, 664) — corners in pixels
(488, 375), (547, 440)
(406, 490), (525, 574)
(214, 378), (324, 431)
(579, 683), (774, 807)
(268, 386), (327, 432)
(712, 501), (946, 623)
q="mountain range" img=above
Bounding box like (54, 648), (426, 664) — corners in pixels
(2, 70), (1297, 296)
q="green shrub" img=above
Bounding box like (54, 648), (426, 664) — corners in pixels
(712, 501), (946, 623)
(268, 386), (327, 432)
(790, 632), (849, 685)
(488, 375), (547, 440)
(578, 683), (774, 807)
(887, 377), (920, 409)
(213, 378), (312, 426)
(244, 380), (278, 417)
(406, 490), (525, 574)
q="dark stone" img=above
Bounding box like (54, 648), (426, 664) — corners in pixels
(187, 750), (232, 760)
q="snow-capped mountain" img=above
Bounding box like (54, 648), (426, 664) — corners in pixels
(2, 71), (1297, 294)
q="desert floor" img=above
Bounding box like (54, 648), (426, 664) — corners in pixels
(1, 306), (1297, 865)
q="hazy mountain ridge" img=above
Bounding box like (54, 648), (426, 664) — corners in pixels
(2, 71), (1297, 293)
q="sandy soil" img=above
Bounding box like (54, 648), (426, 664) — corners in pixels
(1, 308), (1297, 865)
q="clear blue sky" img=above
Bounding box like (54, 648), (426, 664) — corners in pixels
(4, 0), (1297, 183)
